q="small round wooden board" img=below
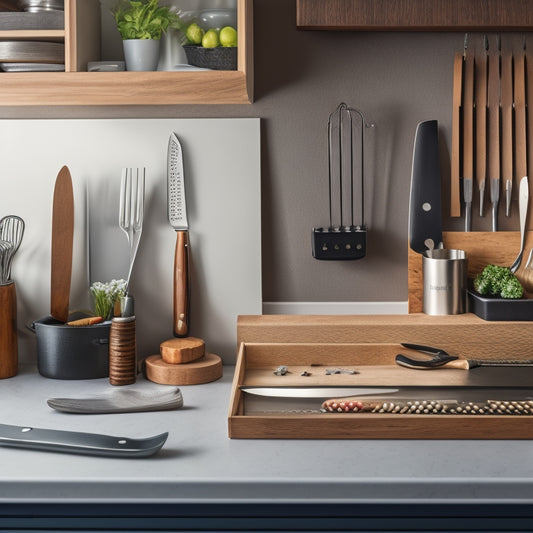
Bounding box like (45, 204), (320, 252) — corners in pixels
(160, 337), (205, 364)
(145, 353), (223, 385)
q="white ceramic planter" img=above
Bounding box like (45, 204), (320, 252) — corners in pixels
(123, 39), (161, 71)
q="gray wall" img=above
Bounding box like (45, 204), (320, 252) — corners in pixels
(0, 0), (467, 305)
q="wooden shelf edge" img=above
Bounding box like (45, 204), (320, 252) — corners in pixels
(296, 0), (533, 31)
(0, 70), (252, 105)
(0, 29), (64, 40)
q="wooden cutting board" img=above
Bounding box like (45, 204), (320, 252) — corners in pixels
(145, 353), (222, 385)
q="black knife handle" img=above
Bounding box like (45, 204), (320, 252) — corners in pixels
(409, 120), (443, 253)
(173, 230), (190, 338)
(0, 423), (168, 458)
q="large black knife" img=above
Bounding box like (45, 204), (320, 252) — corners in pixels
(408, 120), (443, 253)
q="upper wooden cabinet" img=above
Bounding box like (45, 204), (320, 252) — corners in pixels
(0, 0), (252, 106)
(297, 0), (533, 31)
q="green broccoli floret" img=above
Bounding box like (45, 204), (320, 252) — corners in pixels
(500, 276), (524, 299)
(473, 264), (524, 299)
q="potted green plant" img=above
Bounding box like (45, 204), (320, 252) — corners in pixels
(113, 0), (181, 71)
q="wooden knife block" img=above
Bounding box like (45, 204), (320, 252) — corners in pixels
(408, 230), (533, 313)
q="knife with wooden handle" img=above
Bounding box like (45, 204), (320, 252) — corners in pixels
(462, 47), (474, 231)
(487, 36), (501, 231)
(50, 165), (73, 323)
(526, 48), (533, 229)
(451, 51), (463, 218)
(500, 47), (513, 217)
(514, 50), (527, 183)
(168, 133), (190, 338)
(474, 38), (488, 217)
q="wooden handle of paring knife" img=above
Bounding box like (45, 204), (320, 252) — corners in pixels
(173, 230), (189, 338)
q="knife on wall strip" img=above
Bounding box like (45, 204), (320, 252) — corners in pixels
(526, 45), (533, 230)
(475, 36), (488, 217)
(450, 51), (463, 218)
(408, 120), (443, 253)
(487, 35), (501, 231)
(500, 45), (513, 217)
(462, 45), (474, 230)
(0, 423), (168, 458)
(514, 48), (527, 194)
(50, 165), (74, 323)
(168, 133), (190, 338)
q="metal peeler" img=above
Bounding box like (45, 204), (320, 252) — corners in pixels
(396, 343), (533, 370)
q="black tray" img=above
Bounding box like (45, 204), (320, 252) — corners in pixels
(468, 288), (533, 321)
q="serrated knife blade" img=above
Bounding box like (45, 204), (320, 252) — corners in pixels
(168, 133), (190, 337)
(168, 133), (188, 231)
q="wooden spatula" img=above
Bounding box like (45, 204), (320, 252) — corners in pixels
(50, 165), (74, 323)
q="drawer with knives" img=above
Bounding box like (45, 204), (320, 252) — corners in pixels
(228, 315), (533, 440)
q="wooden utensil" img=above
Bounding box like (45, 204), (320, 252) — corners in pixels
(451, 51), (463, 217)
(0, 281), (17, 379)
(50, 165), (74, 323)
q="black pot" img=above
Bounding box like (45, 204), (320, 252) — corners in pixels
(33, 315), (110, 380)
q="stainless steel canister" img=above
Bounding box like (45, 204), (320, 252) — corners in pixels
(422, 249), (467, 315)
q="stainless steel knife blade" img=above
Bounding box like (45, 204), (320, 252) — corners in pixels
(241, 387), (399, 399)
(168, 132), (190, 337)
(168, 133), (188, 231)
(0, 423), (168, 458)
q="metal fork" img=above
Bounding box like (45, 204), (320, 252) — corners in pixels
(119, 168), (145, 294)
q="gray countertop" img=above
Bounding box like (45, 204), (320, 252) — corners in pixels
(2, 366), (533, 505)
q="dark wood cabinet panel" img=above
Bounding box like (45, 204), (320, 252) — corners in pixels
(296, 0), (533, 31)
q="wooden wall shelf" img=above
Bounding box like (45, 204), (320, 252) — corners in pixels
(296, 0), (533, 31)
(0, 0), (253, 106)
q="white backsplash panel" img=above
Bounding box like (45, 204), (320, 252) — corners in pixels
(0, 118), (261, 365)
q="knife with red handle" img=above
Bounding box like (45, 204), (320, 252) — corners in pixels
(168, 133), (190, 338)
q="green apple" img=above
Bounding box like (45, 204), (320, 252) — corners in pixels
(219, 26), (237, 47)
(202, 29), (220, 48)
(185, 22), (204, 45)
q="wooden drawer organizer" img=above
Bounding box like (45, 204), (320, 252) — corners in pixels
(228, 315), (533, 439)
